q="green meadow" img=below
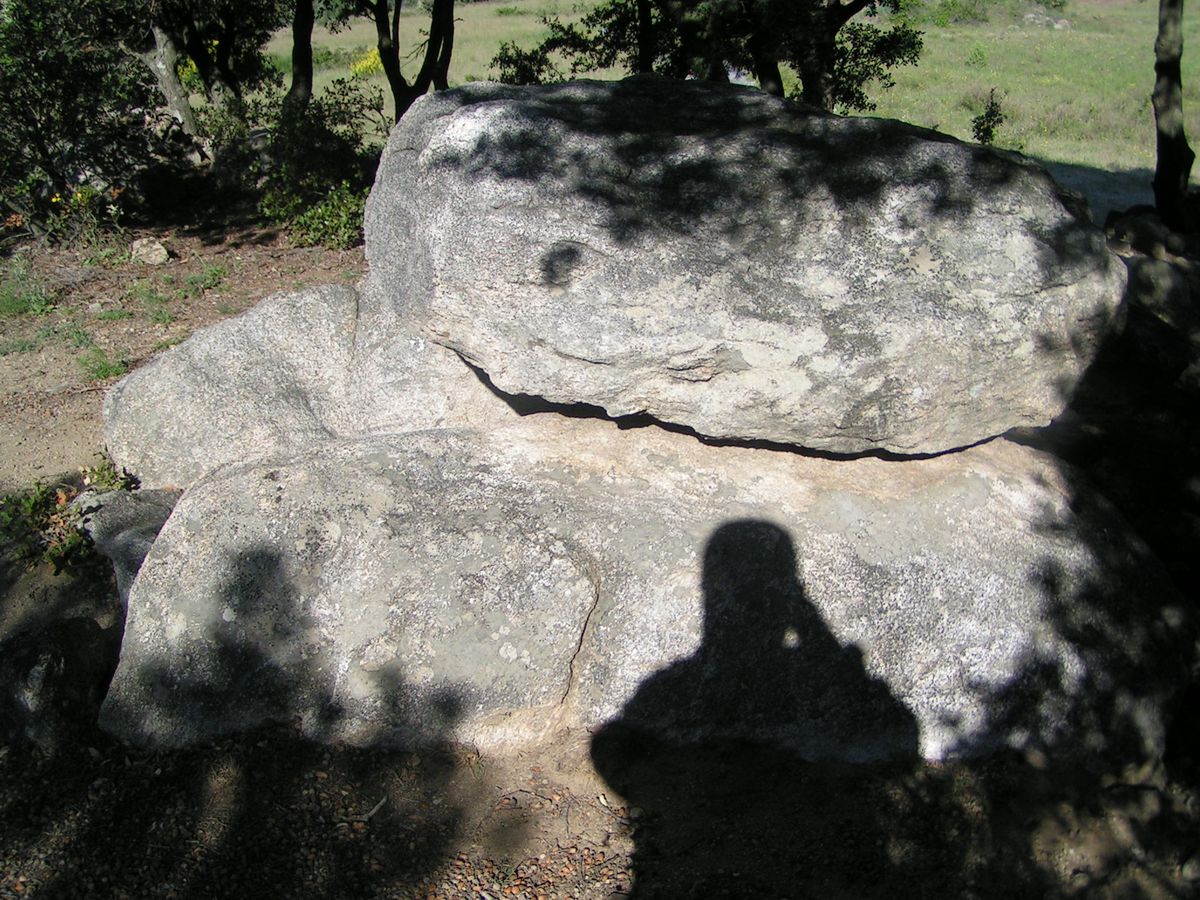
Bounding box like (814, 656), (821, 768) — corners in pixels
(267, 0), (1199, 178)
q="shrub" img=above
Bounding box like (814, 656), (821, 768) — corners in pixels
(350, 47), (384, 79)
(290, 181), (369, 249)
(972, 88), (1007, 145)
(256, 79), (385, 248)
(0, 0), (153, 242)
(0, 457), (136, 574)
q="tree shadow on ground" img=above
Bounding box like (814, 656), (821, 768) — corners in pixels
(0, 544), (497, 898)
(1035, 159), (1154, 226)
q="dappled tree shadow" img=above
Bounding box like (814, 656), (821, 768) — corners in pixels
(397, 77), (1108, 284)
(982, 233), (1200, 891)
(0, 544), (487, 898)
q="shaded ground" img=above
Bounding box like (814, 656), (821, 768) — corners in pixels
(2, 184), (1199, 895)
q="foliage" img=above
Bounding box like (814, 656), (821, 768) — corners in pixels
(81, 456), (139, 493)
(0, 481), (86, 573)
(350, 47), (385, 78)
(154, 0), (289, 105)
(0, 457), (136, 574)
(256, 79), (386, 247)
(490, 0), (923, 113)
(290, 181), (370, 248)
(829, 21), (924, 113)
(42, 185), (124, 247)
(0, 255), (54, 317)
(0, 0), (153, 241)
(971, 87), (1006, 144)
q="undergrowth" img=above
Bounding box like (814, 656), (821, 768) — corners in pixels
(0, 456), (138, 575)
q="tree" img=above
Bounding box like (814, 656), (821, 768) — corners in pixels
(1152, 0), (1195, 230)
(492, 0), (922, 114)
(148, 0), (290, 116)
(285, 0), (317, 114)
(0, 0), (158, 231)
(316, 0), (455, 122)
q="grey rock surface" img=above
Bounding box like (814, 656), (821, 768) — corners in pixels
(102, 419), (1183, 763)
(81, 488), (181, 605)
(365, 77), (1125, 455)
(103, 283), (516, 488)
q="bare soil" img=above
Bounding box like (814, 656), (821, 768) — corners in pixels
(2, 221), (1199, 898)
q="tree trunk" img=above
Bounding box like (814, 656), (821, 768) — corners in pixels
(429, 0), (455, 93)
(1153, 0), (1196, 230)
(138, 23), (202, 140)
(797, 37), (836, 109)
(362, 0), (410, 122)
(284, 0), (316, 113)
(635, 0), (655, 73)
(749, 41), (784, 96)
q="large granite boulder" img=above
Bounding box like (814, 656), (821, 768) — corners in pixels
(101, 418), (1185, 763)
(100, 78), (1175, 768)
(366, 76), (1125, 455)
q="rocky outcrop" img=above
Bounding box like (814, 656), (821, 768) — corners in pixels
(99, 77), (1179, 766)
(367, 77), (1125, 455)
(100, 418), (1182, 763)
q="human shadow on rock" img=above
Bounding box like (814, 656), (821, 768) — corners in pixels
(3, 545), (486, 899)
(592, 520), (1000, 898)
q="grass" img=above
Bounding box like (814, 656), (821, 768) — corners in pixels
(863, 0), (1200, 174)
(0, 337), (38, 355)
(258, 0), (1197, 181)
(77, 347), (129, 381)
(183, 265), (227, 297)
(126, 279), (175, 324)
(0, 256), (54, 317)
(83, 245), (130, 269)
(265, 0), (597, 94)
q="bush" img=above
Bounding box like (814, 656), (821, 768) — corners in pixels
(0, 457), (136, 574)
(255, 79), (386, 248)
(972, 88), (1007, 145)
(350, 47), (385, 79)
(0, 0), (154, 242)
(289, 181), (369, 249)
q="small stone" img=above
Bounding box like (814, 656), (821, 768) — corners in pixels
(130, 238), (169, 265)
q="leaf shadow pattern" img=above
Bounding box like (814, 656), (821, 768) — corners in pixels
(974, 252), (1200, 894)
(0, 544), (490, 898)
(371, 76), (1114, 324)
